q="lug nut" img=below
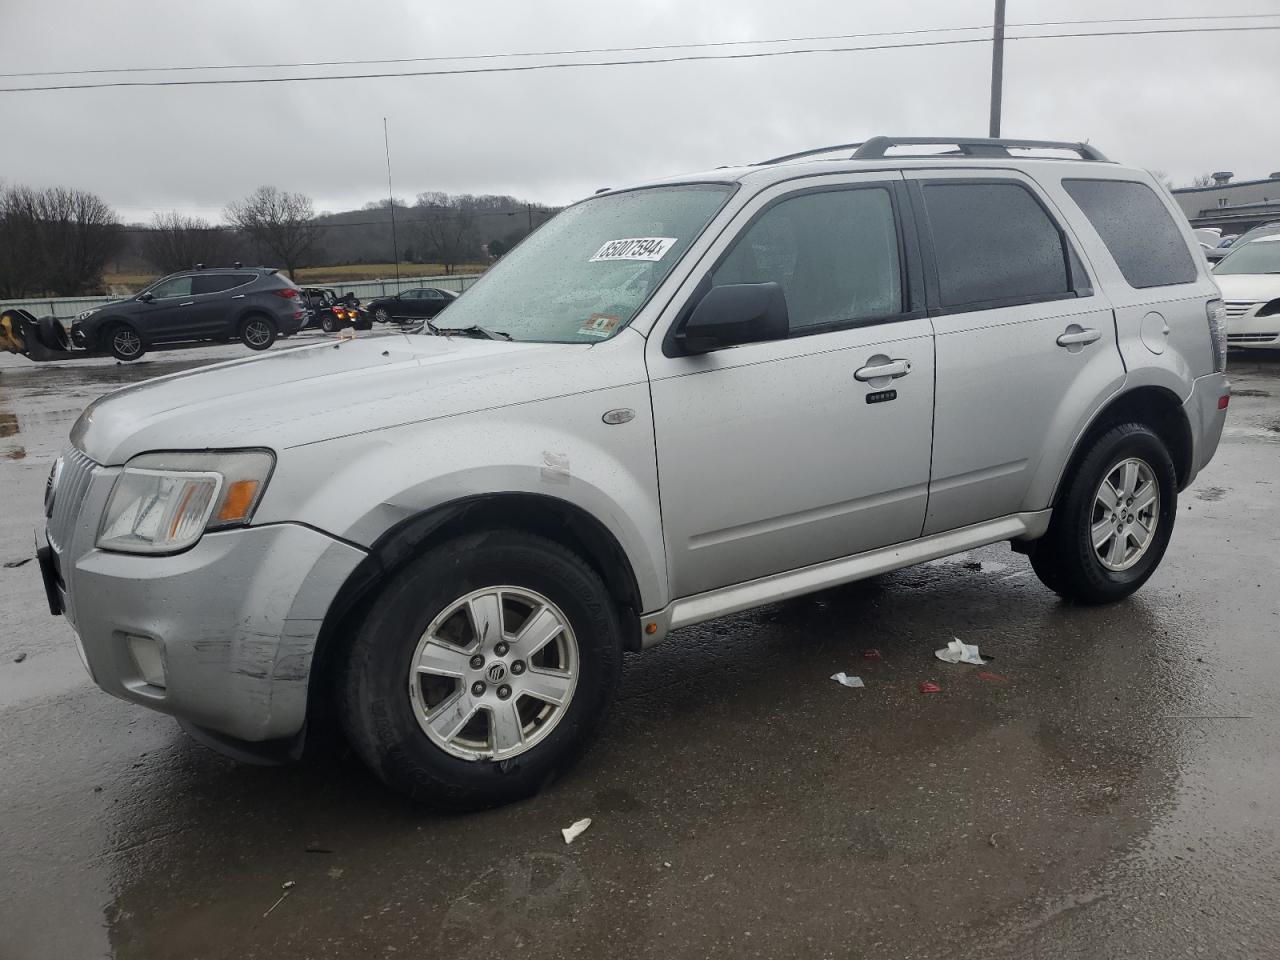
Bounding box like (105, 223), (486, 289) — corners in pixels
(494, 641), (509, 656)
(497, 684), (512, 700)
(471, 681), (486, 696)
(469, 655), (484, 669)
(511, 660), (526, 675)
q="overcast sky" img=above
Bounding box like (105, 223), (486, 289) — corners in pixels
(2, 0), (1278, 224)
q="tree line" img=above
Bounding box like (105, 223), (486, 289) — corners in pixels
(1, 182), (558, 298)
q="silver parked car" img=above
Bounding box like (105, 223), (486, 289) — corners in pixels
(39, 136), (1230, 808)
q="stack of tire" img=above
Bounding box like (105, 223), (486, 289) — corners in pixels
(0, 309), (75, 360)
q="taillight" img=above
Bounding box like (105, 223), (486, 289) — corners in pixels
(1206, 298), (1227, 373)
(271, 288), (298, 299)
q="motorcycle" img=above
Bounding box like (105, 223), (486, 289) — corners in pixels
(318, 293), (371, 333)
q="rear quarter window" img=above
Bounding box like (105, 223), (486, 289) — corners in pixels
(1061, 179), (1197, 289)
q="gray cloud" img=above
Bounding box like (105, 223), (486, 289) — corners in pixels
(3, 0), (1278, 222)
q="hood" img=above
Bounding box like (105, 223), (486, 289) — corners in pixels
(72, 333), (621, 464)
(1213, 273), (1280, 303)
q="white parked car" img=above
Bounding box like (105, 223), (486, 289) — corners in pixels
(40, 136), (1230, 809)
(1213, 235), (1280, 349)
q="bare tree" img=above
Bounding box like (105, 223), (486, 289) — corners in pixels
(0, 183), (122, 296)
(1191, 173), (1217, 188)
(224, 186), (322, 279)
(413, 191), (479, 275)
(1148, 169), (1174, 192)
(142, 211), (232, 274)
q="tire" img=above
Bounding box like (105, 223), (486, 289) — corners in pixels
(37, 316), (71, 352)
(105, 323), (145, 361)
(320, 313), (338, 333)
(1029, 422), (1177, 604)
(341, 530), (624, 809)
(373, 307), (390, 324)
(239, 315), (277, 351)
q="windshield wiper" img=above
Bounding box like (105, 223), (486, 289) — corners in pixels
(433, 324), (513, 341)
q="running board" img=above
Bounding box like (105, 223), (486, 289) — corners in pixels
(639, 510), (1051, 647)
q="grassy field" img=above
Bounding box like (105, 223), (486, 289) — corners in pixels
(101, 262), (486, 292)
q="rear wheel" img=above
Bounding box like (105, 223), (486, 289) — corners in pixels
(341, 530), (624, 809)
(239, 315), (277, 350)
(105, 323), (145, 361)
(1029, 422), (1177, 604)
(373, 306), (390, 323)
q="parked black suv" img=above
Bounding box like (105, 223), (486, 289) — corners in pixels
(71, 266), (306, 361)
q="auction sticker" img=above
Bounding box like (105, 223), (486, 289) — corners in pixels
(589, 237), (676, 262)
(579, 313), (621, 338)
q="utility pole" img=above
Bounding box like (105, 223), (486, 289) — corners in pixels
(384, 117), (401, 283)
(526, 203), (534, 234)
(988, 0), (1006, 138)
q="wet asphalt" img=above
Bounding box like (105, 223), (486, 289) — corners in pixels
(1, 336), (1278, 960)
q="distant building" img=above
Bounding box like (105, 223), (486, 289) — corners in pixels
(1171, 172), (1280, 234)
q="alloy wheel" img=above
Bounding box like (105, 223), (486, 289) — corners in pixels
(113, 328), (141, 357)
(244, 319), (272, 347)
(1091, 457), (1160, 571)
(408, 586), (579, 761)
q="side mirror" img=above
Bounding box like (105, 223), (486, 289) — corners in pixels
(138, 292), (154, 303)
(676, 282), (789, 354)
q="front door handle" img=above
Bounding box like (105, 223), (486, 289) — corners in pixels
(1056, 326), (1101, 348)
(179, 301), (195, 307)
(854, 358), (912, 382)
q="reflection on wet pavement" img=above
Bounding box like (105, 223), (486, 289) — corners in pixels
(0, 347), (1278, 960)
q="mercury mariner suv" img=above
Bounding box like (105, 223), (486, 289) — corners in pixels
(39, 137), (1230, 809)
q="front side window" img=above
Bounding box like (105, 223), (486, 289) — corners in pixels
(434, 184), (732, 342)
(712, 186), (903, 333)
(1062, 179), (1197, 288)
(922, 181), (1073, 310)
(146, 276), (193, 299)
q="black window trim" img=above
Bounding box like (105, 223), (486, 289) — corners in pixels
(662, 179), (927, 357)
(907, 175), (1095, 318)
(1060, 176), (1199, 291)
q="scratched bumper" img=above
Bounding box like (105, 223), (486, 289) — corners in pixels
(66, 523), (366, 742)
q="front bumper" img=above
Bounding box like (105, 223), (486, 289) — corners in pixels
(1225, 302), (1280, 349)
(49, 457), (366, 741)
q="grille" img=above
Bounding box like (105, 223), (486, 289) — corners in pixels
(1224, 301), (1261, 320)
(1228, 332), (1279, 343)
(47, 447), (99, 553)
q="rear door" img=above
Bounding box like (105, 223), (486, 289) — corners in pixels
(646, 174), (937, 599)
(189, 273), (249, 336)
(903, 169), (1124, 534)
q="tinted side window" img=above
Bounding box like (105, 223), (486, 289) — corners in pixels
(713, 187), (903, 334)
(1062, 179), (1197, 288)
(922, 181), (1071, 310)
(192, 274), (247, 295)
(147, 276), (193, 299)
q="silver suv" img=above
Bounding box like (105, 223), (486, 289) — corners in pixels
(39, 137), (1230, 808)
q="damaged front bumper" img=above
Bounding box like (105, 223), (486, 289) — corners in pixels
(58, 515), (366, 743)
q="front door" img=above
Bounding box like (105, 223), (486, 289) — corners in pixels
(136, 274), (195, 341)
(647, 175), (937, 599)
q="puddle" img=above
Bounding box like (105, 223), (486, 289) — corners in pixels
(1233, 388), (1271, 398)
(0, 412), (16, 437)
(1195, 486), (1226, 502)
(5, 446), (25, 460)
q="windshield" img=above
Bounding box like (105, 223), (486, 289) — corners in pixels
(433, 184), (733, 342)
(1214, 236), (1280, 275)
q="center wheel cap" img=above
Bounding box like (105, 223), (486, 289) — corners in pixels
(486, 663), (507, 684)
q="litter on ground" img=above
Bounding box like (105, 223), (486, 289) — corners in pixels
(978, 672), (1008, 683)
(919, 681), (942, 694)
(862, 649), (882, 660)
(935, 638), (988, 666)
(562, 818), (592, 844)
(830, 672), (865, 688)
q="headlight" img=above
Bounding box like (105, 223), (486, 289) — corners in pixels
(76, 308), (99, 321)
(97, 450), (274, 554)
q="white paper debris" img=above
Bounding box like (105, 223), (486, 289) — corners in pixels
(830, 672), (865, 688)
(934, 638), (988, 666)
(561, 818), (592, 844)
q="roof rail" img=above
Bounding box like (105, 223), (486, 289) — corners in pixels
(852, 136), (1109, 162)
(756, 136), (1109, 166)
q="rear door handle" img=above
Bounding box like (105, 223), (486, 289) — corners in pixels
(854, 358), (912, 381)
(1056, 327), (1101, 347)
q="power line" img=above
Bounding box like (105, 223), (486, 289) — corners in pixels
(3, 13), (1275, 80)
(3, 22), (1280, 93)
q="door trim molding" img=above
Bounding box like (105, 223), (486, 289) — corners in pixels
(639, 510), (1052, 647)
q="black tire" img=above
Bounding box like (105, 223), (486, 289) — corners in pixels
(341, 530), (624, 809)
(105, 322), (145, 361)
(37, 316), (71, 352)
(1030, 422), (1177, 604)
(239, 315), (277, 351)
(373, 306), (390, 324)
(320, 313), (338, 333)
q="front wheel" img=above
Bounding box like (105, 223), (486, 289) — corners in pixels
(341, 530), (623, 809)
(106, 323), (145, 361)
(239, 315), (277, 350)
(1029, 422), (1177, 604)
(373, 307), (390, 323)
